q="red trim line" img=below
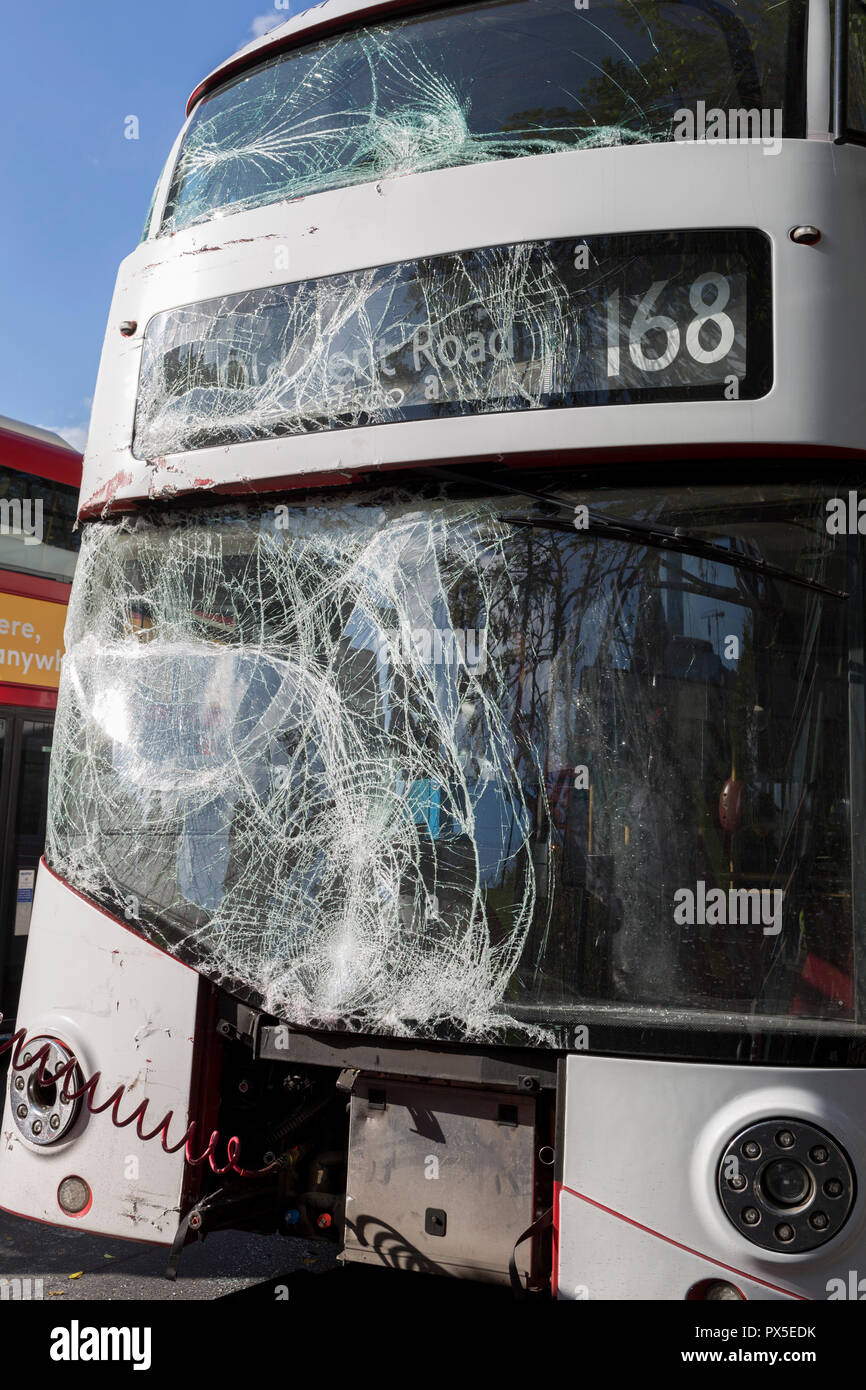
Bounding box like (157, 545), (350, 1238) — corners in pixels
(76, 443), (866, 521)
(553, 1178), (567, 1295)
(0, 685), (58, 710)
(0, 1201), (171, 1248)
(77, 468), (357, 520)
(559, 1183), (806, 1300)
(0, 427), (82, 488)
(0, 568), (71, 603)
(39, 858), (199, 975)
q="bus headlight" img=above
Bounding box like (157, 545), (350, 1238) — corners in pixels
(11, 1037), (82, 1146)
(57, 1175), (92, 1216)
(718, 1118), (855, 1253)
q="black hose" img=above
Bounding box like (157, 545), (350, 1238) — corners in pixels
(265, 1085), (334, 1147)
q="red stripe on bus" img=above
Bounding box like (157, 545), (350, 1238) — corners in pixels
(0, 568), (71, 602)
(0, 684), (58, 709)
(558, 1183), (806, 1299)
(0, 427), (82, 487)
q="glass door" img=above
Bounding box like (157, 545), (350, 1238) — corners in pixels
(0, 712), (54, 1030)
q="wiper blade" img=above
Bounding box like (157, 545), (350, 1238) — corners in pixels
(425, 468), (847, 601)
(503, 516), (848, 600)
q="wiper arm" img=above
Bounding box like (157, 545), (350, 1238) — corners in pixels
(424, 468), (847, 601)
(503, 515), (848, 601)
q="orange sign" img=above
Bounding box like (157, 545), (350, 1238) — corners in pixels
(0, 592), (67, 689)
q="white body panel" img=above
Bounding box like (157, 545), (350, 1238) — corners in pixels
(1, 865), (199, 1243)
(556, 1055), (866, 1300)
(80, 139), (866, 514)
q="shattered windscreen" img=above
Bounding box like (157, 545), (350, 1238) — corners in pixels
(159, 0), (806, 236)
(133, 229), (772, 457)
(46, 478), (862, 1044)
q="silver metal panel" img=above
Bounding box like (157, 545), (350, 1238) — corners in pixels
(343, 1078), (536, 1282)
(557, 1054), (866, 1300)
(256, 1024), (558, 1089)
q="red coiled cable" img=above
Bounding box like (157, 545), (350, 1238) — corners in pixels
(0, 1023), (273, 1178)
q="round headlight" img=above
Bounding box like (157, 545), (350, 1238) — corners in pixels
(718, 1118), (855, 1253)
(57, 1175), (91, 1216)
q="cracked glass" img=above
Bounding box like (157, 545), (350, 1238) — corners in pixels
(47, 478), (861, 1044)
(160, 0), (807, 236)
(133, 230), (772, 457)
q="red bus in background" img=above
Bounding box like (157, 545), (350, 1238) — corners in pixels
(0, 417), (81, 1026)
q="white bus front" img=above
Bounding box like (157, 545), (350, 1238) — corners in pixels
(4, 0), (866, 1300)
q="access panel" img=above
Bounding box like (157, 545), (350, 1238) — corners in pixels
(343, 1077), (536, 1282)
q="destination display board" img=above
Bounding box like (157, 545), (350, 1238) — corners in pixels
(134, 229), (772, 457)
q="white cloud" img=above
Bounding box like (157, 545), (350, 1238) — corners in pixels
(41, 423), (89, 453)
(251, 9), (289, 38)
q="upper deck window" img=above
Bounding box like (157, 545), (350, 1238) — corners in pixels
(0, 468), (79, 582)
(160, 0), (806, 236)
(849, 0), (866, 133)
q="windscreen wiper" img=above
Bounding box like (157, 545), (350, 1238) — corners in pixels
(424, 468), (847, 601)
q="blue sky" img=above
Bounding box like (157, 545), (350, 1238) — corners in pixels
(0, 3), (300, 452)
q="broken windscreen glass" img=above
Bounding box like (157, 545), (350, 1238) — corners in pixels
(46, 479), (860, 1044)
(160, 0), (806, 236)
(133, 229), (772, 457)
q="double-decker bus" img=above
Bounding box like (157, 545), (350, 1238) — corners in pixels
(3, 0), (866, 1301)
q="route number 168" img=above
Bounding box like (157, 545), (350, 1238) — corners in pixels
(605, 273), (735, 376)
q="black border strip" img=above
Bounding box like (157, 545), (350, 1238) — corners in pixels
(133, 227), (774, 460)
